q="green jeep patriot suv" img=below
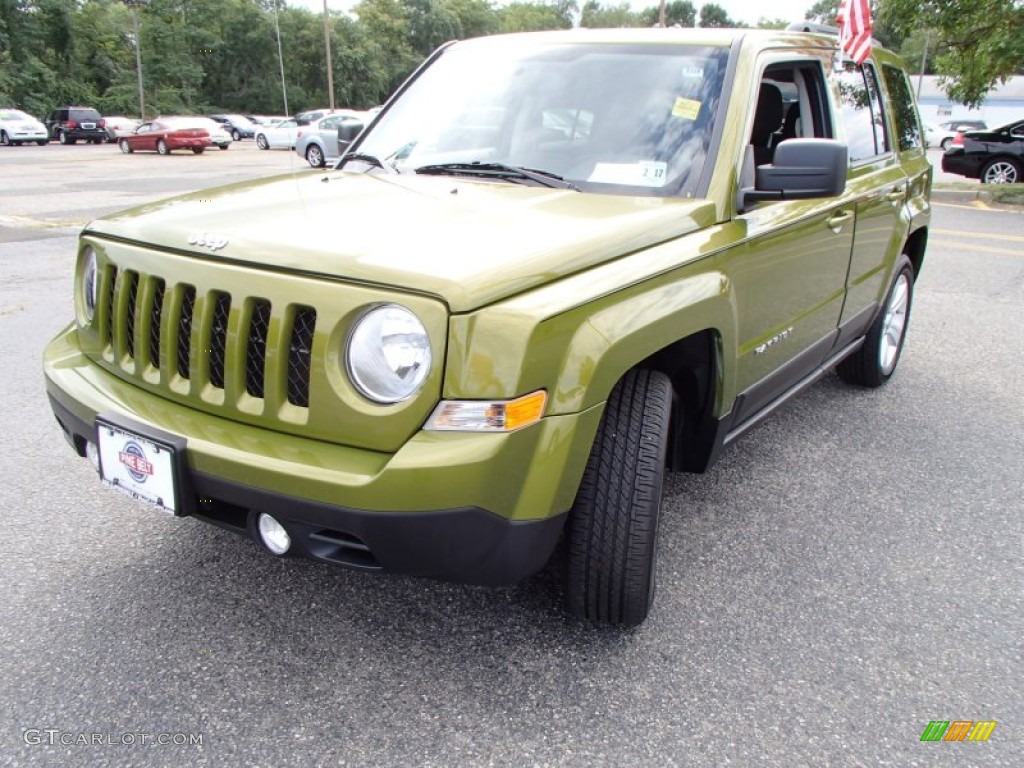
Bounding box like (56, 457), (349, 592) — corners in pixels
(44, 28), (931, 626)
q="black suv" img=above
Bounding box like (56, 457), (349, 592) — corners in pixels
(45, 107), (106, 144)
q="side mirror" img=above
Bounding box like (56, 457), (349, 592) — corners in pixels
(743, 139), (847, 206)
(337, 121), (365, 153)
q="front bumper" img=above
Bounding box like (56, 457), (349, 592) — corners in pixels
(45, 325), (602, 584)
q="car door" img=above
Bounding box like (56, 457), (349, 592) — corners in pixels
(727, 57), (856, 430)
(831, 60), (911, 344)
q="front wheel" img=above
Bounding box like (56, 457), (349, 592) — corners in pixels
(565, 369), (673, 627)
(191, 146), (205, 154)
(837, 256), (914, 387)
(0, 131), (9, 146)
(119, 139), (133, 154)
(940, 137), (952, 150)
(981, 158), (1021, 184)
(218, 144), (229, 150)
(232, 129), (241, 141)
(156, 139), (170, 155)
(256, 134), (269, 150)
(306, 144), (324, 168)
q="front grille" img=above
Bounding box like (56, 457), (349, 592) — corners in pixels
(102, 270), (316, 409)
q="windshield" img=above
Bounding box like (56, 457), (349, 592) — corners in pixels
(0, 110), (34, 122)
(354, 40), (729, 196)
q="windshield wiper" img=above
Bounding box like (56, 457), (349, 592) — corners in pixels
(414, 162), (579, 191)
(337, 152), (397, 173)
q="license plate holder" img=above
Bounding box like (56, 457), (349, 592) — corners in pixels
(96, 415), (187, 516)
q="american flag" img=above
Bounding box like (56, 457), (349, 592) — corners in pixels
(837, 0), (873, 65)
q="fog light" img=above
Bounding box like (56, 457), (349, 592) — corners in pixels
(257, 513), (291, 555)
(85, 441), (100, 474)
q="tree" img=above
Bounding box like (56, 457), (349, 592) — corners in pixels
(881, 0), (1024, 108)
(580, 1), (640, 28)
(638, 1), (695, 28)
(698, 2), (737, 28)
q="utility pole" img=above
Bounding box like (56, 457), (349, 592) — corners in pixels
(123, 1), (151, 119)
(273, 0), (290, 115)
(322, 0), (335, 111)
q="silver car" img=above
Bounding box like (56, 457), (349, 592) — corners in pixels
(0, 109), (48, 146)
(294, 111), (365, 167)
(256, 118), (299, 150)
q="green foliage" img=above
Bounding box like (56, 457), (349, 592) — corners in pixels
(638, 1), (696, 28)
(881, 0), (1024, 108)
(5, 0), (881, 119)
(698, 2), (737, 28)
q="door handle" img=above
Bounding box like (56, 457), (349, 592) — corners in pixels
(886, 186), (906, 204)
(826, 210), (854, 232)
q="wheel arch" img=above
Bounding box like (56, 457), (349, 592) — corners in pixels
(903, 225), (928, 282)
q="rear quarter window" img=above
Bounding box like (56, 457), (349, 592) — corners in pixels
(881, 64), (923, 151)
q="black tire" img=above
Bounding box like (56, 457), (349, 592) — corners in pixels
(119, 139), (133, 154)
(256, 134), (269, 150)
(156, 139), (170, 155)
(191, 146), (205, 154)
(940, 137), (952, 150)
(218, 144), (229, 150)
(565, 369), (673, 627)
(36, 140), (46, 146)
(980, 157), (1021, 184)
(232, 129), (241, 141)
(306, 144), (324, 168)
(58, 131), (75, 145)
(837, 255), (914, 387)
(0, 131), (9, 146)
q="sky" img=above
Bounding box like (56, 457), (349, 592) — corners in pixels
(287, 0), (819, 28)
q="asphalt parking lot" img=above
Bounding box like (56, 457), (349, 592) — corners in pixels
(1, 140), (1021, 766)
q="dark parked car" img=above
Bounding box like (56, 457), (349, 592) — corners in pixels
(941, 119), (1024, 184)
(45, 106), (107, 144)
(117, 118), (213, 155)
(209, 114), (257, 141)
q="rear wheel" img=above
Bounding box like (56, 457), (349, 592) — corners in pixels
(119, 139), (133, 154)
(565, 369), (673, 627)
(0, 131), (9, 146)
(981, 158), (1021, 184)
(36, 140), (47, 146)
(232, 128), (241, 141)
(306, 144), (324, 168)
(837, 256), (914, 387)
(58, 131), (75, 145)
(191, 146), (205, 154)
(156, 139), (170, 155)
(218, 144), (229, 150)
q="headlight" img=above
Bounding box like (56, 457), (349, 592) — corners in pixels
(80, 246), (99, 323)
(346, 304), (431, 403)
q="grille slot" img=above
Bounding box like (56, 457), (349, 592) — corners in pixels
(287, 306), (316, 407)
(177, 286), (196, 379)
(245, 299), (271, 398)
(149, 279), (165, 370)
(124, 271), (139, 359)
(208, 292), (231, 390)
(104, 265), (118, 347)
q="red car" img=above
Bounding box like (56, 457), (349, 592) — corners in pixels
(117, 118), (213, 155)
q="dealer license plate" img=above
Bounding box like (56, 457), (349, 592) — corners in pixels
(96, 421), (178, 514)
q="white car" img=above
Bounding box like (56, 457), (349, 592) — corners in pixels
(255, 118), (299, 150)
(102, 116), (142, 143)
(294, 110), (367, 167)
(0, 108), (48, 146)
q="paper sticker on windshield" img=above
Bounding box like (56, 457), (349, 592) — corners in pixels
(672, 97), (702, 120)
(589, 161), (668, 188)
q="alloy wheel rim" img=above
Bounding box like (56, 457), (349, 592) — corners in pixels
(985, 162), (1018, 184)
(879, 274), (909, 374)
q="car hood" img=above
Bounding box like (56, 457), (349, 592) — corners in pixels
(86, 171), (715, 312)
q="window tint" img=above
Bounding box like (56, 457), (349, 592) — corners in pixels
(836, 62), (889, 162)
(881, 64), (922, 151)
